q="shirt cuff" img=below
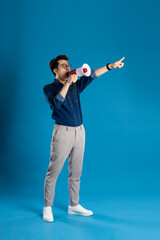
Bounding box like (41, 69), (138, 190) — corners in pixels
(91, 69), (98, 79)
(55, 92), (65, 102)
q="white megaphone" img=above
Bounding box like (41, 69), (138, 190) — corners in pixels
(69, 63), (91, 78)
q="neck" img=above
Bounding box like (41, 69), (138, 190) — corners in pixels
(56, 78), (67, 85)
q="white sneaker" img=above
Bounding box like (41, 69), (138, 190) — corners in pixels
(43, 206), (54, 222)
(68, 204), (93, 216)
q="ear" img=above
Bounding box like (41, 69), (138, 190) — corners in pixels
(53, 69), (57, 75)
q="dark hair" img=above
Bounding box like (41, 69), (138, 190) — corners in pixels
(49, 55), (69, 76)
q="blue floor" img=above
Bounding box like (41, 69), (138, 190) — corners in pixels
(1, 186), (160, 240)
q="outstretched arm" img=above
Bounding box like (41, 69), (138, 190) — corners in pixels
(94, 57), (125, 77)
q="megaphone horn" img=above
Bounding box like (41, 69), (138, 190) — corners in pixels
(69, 63), (91, 77)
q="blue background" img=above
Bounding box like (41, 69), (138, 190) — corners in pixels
(1, 0), (160, 239)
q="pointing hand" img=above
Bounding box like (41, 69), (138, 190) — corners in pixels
(110, 57), (125, 69)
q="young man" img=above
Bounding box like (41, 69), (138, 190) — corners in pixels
(43, 55), (125, 222)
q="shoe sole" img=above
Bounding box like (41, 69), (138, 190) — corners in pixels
(68, 209), (93, 216)
(43, 216), (54, 222)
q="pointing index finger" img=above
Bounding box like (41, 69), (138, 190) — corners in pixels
(120, 57), (125, 62)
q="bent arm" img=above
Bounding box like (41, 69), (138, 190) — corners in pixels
(43, 85), (65, 110)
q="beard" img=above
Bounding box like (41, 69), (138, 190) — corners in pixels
(66, 72), (69, 78)
(59, 73), (69, 82)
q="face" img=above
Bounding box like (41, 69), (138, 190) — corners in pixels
(53, 59), (71, 82)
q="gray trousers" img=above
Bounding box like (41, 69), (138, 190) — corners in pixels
(44, 123), (85, 207)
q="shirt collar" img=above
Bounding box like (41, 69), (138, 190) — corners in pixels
(54, 78), (60, 86)
(54, 78), (68, 86)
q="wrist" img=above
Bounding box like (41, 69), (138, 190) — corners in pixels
(109, 64), (113, 69)
(106, 63), (113, 70)
(66, 80), (71, 86)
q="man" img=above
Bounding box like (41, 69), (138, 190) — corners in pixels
(43, 55), (125, 222)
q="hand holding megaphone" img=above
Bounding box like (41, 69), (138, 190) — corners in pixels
(68, 63), (91, 83)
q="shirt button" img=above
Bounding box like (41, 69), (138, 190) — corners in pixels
(67, 96), (70, 99)
(71, 105), (73, 107)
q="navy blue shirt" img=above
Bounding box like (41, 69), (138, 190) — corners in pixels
(43, 69), (98, 127)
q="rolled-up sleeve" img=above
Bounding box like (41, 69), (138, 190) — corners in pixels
(76, 69), (98, 94)
(90, 69), (98, 79)
(55, 92), (65, 102)
(43, 85), (65, 110)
